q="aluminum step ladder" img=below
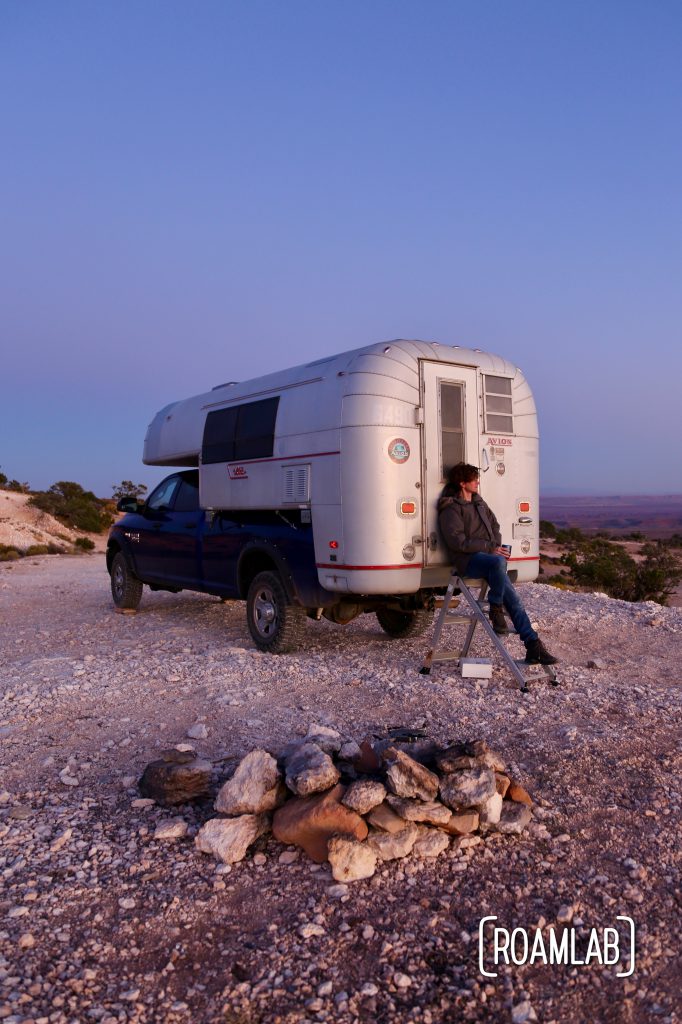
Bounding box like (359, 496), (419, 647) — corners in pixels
(420, 573), (559, 693)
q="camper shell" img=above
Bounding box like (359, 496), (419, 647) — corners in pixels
(110, 339), (540, 651)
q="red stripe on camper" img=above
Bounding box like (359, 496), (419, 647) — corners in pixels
(227, 450), (340, 466)
(316, 563), (424, 571)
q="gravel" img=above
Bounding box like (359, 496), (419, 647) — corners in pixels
(1, 554), (680, 1023)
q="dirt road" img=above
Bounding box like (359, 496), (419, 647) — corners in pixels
(1, 555), (680, 1023)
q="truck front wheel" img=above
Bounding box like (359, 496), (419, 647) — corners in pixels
(110, 552), (143, 610)
(246, 571), (306, 653)
(376, 607), (432, 639)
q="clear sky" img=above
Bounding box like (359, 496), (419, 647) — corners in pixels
(1, 1), (681, 496)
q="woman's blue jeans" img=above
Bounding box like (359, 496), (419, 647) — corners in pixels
(463, 553), (538, 644)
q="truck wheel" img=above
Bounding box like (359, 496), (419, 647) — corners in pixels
(246, 571), (306, 653)
(376, 607), (432, 639)
(110, 552), (143, 610)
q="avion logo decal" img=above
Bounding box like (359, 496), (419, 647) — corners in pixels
(228, 465), (249, 480)
(487, 437), (512, 446)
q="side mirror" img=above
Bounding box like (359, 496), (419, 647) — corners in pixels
(116, 496), (142, 513)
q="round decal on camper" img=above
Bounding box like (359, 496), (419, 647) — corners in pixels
(521, 538), (531, 554)
(496, 462), (506, 476)
(388, 438), (410, 464)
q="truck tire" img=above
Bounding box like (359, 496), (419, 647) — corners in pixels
(246, 570), (306, 653)
(110, 552), (143, 610)
(376, 607), (432, 639)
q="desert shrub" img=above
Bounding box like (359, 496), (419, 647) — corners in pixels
(539, 520), (557, 539)
(75, 537), (95, 551)
(47, 543), (65, 554)
(6, 480), (30, 493)
(0, 545), (21, 561)
(29, 481), (111, 533)
(563, 537), (682, 605)
(554, 526), (586, 546)
(0, 470), (7, 487)
(112, 480), (148, 502)
(26, 545), (49, 555)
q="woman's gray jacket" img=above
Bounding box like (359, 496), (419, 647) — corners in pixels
(437, 491), (502, 574)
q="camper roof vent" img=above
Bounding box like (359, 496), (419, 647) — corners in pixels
(212, 381), (239, 391)
(283, 465), (310, 504)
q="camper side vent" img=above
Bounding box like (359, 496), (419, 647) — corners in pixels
(283, 465), (310, 504)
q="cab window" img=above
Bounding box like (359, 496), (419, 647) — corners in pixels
(173, 477), (200, 513)
(147, 477), (180, 511)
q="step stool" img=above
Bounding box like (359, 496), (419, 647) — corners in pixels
(420, 573), (559, 693)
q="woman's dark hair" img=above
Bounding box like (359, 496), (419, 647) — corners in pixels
(447, 462), (480, 490)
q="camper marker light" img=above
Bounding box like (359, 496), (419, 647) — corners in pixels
(400, 501), (416, 515)
(329, 540), (339, 549)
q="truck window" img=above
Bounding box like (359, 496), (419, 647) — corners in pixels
(173, 477), (200, 513)
(202, 397), (280, 464)
(484, 376), (514, 434)
(147, 477), (180, 511)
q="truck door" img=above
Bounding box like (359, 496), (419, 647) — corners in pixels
(420, 361), (479, 566)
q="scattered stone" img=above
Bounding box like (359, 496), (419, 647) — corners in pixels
(215, 749), (286, 814)
(338, 739), (362, 761)
(18, 933), (35, 949)
(153, 817), (188, 840)
(496, 802), (532, 835)
(352, 739), (382, 773)
(393, 972), (412, 989)
(495, 772), (511, 797)
(412, 827), (450, 858)
(299, 922), (326, 938)
(342, 779), (387, 815)
(508, 781), (534, 806)
(435, 739), (505, 773)
(304, 724), (343, 753)
(58, 767), (79, 787)
(383, 747), (439, 801)
(367, 824), (418, 861)
(385, 794), (452, 825)
(440, 811), (480, 835)
(367, 801), (410, 834)
(139, 751), (212, 805)
(327, 883), (349, 897)
(272, 784), (367, 862)
(587, 658), (605, 669)
(511, 999), (537, 1023)
(195, 814), (270, 864)
(278, 849), (299, 865)
(327, 835), (377, 882)
(439, 767), (496, 810)
(479, 791), (503, 826)
(360, 982), (379, 997)
(186, 722), (208, 740)
(284, 742), (340, 796)
(49, 828), (72, 852)
(556, 904), (574, 924)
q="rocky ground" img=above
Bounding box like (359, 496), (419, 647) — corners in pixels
(1, 555), (680, 1024)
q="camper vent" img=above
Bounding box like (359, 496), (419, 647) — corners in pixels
(283, 465), (310, 504)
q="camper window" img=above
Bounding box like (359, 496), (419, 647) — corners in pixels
(202, 397), (280, 464)
(484, 375), (514, 434)
(440, 382), (465, 479)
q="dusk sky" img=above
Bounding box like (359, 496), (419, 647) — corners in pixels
(1, 1), (681, 496)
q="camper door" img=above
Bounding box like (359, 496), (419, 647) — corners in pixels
(421, 361), (479, 566)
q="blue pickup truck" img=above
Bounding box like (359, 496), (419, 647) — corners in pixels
(107, 469), (432, 652)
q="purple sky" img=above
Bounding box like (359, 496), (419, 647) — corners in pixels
(1, 1), (681, 496)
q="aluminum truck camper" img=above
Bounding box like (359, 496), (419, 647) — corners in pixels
(109, 339), (540, 652)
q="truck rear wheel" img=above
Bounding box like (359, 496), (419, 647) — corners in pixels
(376, 607), (432, 639)
(246, 571), (306, 653)
(110, 552), (143, 610)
